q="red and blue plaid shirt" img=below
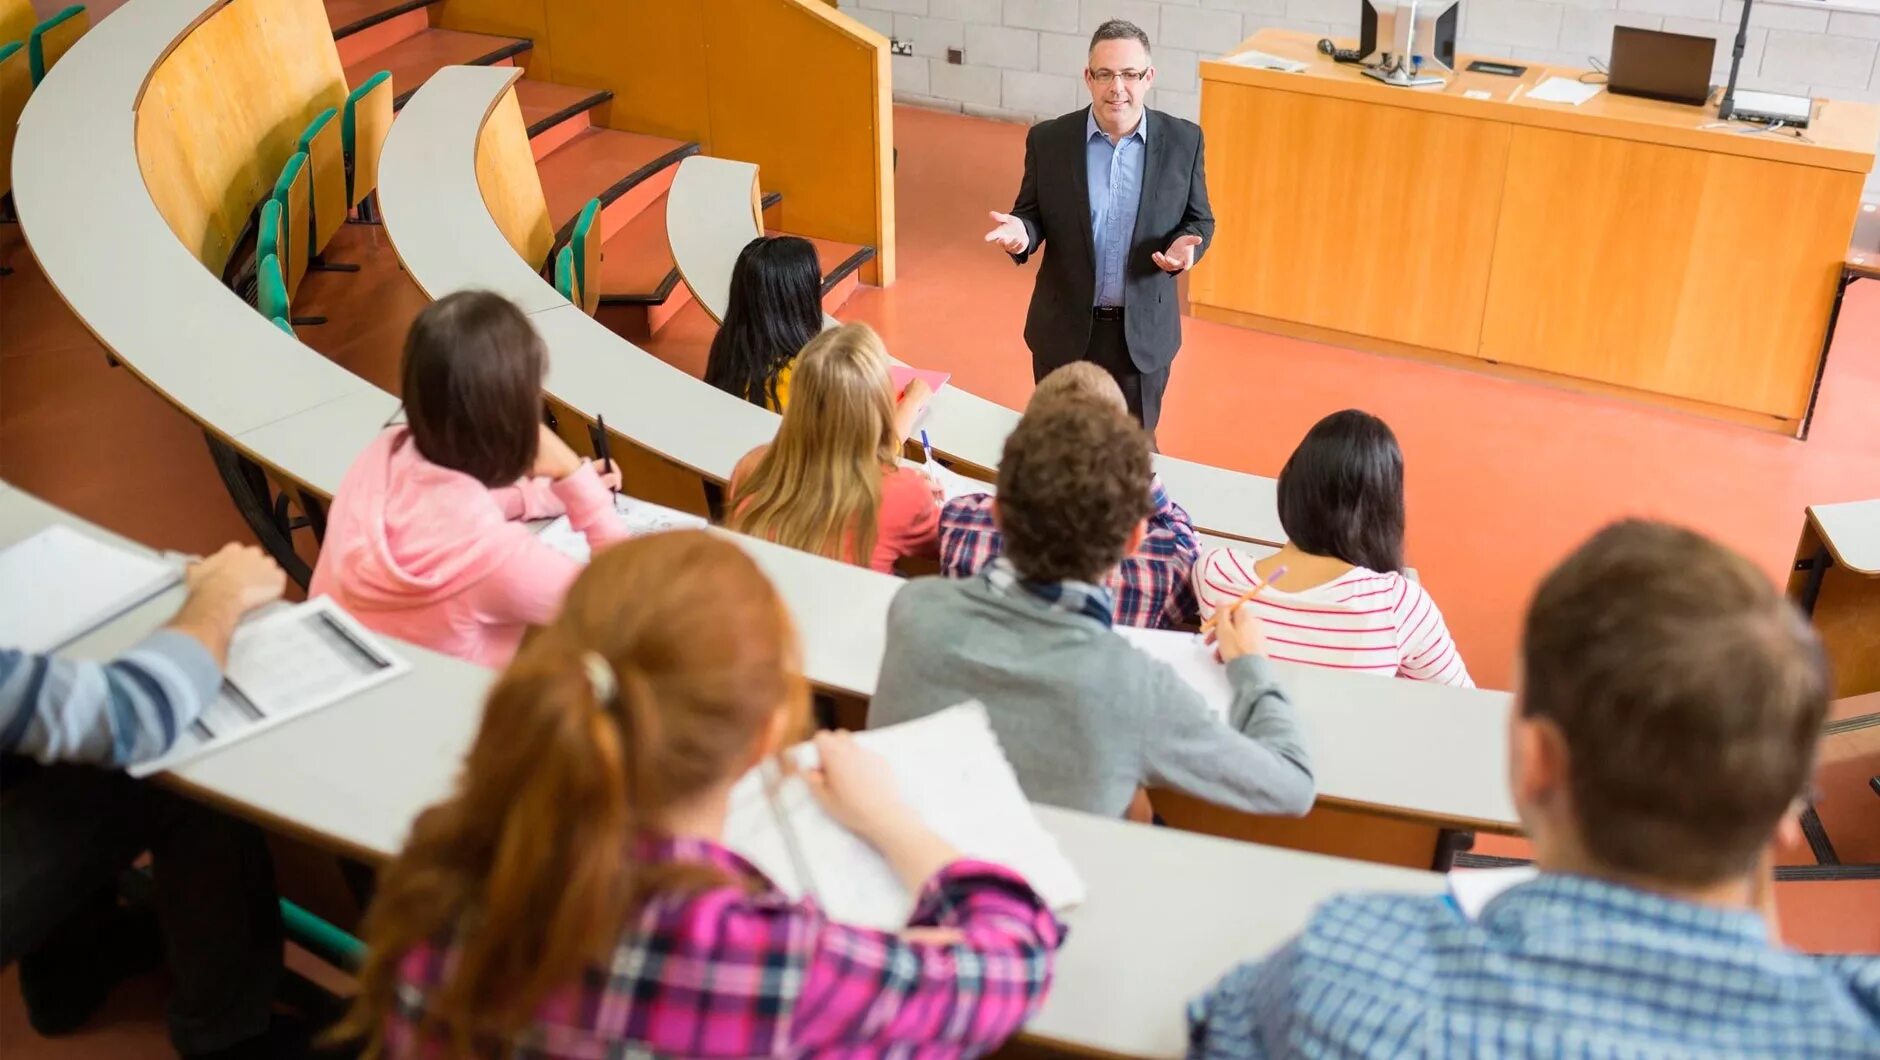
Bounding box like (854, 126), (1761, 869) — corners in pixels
(939, 476), (1200, 629)
(382, 836), (1063, 1058)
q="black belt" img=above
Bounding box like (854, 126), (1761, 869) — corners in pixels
(1092, 306), (1124, 320)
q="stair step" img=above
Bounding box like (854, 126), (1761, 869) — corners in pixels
(324, 0), (433, 39)
(600, 189), (784, 307)
(343, 28), (531, 107)
(513, 79), (613, 138)
(536, 127), (698, 245)
(774, 231), (877, 296)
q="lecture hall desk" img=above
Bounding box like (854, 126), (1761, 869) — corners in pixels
(1195, 29), (1880, 435)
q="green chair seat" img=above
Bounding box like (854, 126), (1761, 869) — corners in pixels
(270, 315), (293, 336)
(554, 244), (579, 306)
(342, 70), (391, 204)
(571, 198), (601, 307)
(257, 254), (289, 321)
(26, 4), (82, 85)
(257, 199), (282, 266)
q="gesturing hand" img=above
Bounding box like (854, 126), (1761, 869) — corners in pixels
(1152, 233), (1202, 273)
(984, 211), (1029, 255)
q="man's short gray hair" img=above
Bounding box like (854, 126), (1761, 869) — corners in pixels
(1088, 18), (1151, 56)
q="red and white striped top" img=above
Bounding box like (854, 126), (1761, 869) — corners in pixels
(1192, 547), (1473, 687)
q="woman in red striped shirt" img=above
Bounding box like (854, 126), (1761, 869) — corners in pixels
(1193, 410), (1472, 686)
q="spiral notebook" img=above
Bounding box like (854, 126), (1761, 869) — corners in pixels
(722, 702), (1086, 931)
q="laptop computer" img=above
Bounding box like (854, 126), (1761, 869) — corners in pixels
(1608, 26), (1715, 106)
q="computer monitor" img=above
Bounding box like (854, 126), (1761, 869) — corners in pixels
(1608, 27), (1715, 106)
(1358, 0), (1460, 73)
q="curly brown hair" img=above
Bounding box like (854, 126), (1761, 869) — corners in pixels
(995, 395), (1153, 584)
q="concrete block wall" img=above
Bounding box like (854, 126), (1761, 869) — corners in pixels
(839, 0), (1880, 194)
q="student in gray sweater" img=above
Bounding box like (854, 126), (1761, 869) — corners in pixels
(870, 392), (1314, 819)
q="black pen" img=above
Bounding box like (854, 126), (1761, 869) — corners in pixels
(596, 414), (618, 499)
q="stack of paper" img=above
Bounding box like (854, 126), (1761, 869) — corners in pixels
(130, 598), (410, 776)
(1221, 49), (1307, 73)
(723, 702), (1086, 931)
(536, 495), (709, 563)
(0, 525), (183, 652)
(1525, 76), (1602, 106)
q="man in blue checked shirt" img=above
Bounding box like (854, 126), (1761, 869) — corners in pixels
(1189, 520), (1880, 1059)
(1, 543), (311, 1059)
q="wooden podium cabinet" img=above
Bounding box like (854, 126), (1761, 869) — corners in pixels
(1194, 30), (1878, 434)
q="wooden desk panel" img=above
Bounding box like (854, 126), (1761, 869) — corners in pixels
(1481, 126), (1861, 420)
(1194, 82), (1509, 356)
(1197, 29), (1880, 431)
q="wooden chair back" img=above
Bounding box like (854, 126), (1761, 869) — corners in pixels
(342, 70), (393, 209)
(296, 106), (345, 255)
(273, 152), (311, 295)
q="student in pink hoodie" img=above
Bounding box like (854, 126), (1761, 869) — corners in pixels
(310, 291), (629, 667)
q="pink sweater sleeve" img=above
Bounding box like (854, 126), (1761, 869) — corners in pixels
(463, 465), (630, 629)
(880, 467), (941, 565)
(489, 476), (567, 521)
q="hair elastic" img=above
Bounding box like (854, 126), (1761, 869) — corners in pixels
(581, 651), (617, 706)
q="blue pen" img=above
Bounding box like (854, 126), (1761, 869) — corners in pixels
(920, 429), (934, 466)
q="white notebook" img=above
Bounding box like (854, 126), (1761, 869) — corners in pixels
(902, 459), (991, 504)
(536, 495), (708, 563)
(0, 525), (183, 653)
(1447, 865), (1539, 919)
(130, 597), (410, 777)
(1118, 627), (1233, 721)
(722, 702), (1086, 931)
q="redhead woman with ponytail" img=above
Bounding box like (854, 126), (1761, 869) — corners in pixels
(338, 531), (1062, 1057)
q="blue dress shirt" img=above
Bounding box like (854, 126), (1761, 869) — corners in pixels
(1086, 108), (1146, 308)
(1188, 873), (1880, 1059)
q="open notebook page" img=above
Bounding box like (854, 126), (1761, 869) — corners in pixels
(0, 525), (183, 653)
(723, 702), (1086, 931)
(130, 598), (411, 777)
(1117, 627), (1233, 722)
(536, 495), (709, 564)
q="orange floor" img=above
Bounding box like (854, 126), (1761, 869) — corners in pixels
(3, 90), (1879, 1053)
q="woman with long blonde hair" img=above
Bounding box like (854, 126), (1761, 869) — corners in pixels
(337, 532), (1062, 1057)
(726, 322), (939, 573)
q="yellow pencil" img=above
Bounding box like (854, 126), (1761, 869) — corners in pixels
(1200, 565), (1288, 634)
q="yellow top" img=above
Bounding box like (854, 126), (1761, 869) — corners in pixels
(768, 362), (793, 413)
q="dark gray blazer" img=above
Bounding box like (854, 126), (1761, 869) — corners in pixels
(1008, 106), (1214, 375)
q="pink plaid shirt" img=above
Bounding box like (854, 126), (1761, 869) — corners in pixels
(382, 837), (1063, 1058)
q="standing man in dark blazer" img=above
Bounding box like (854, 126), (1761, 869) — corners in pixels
(985, 18), (1214, 438)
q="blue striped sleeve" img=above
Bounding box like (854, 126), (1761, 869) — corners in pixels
(0, 631), (222, 768)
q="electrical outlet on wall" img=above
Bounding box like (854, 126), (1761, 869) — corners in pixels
(890, 38), (913, 57)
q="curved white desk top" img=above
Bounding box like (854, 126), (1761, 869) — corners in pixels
(10, 0), (397, 499)
(1809, 499), (1880, 576)
(8, 474), (1439, 1060)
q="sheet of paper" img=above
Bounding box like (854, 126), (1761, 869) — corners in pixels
(1117, 627), (1232, 722)
(901, 459), (992, 504)
(1525, 76), (1601, 106)
(130, 598), (411, 776)
(1221, 49), (1306, 73)
(535, 495), (709, 564)
(1447, 865), (1540, 920)
(723, 703), (1086, 931)
(0, 525), (183, 653)
(889, 365), (951, 399)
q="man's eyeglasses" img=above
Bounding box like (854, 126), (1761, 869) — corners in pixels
(1088, 68), (1148, 85)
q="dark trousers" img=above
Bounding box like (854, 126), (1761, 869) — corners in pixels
(1034, 316), (1170, 438)
(0, 763), (282, 1054)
